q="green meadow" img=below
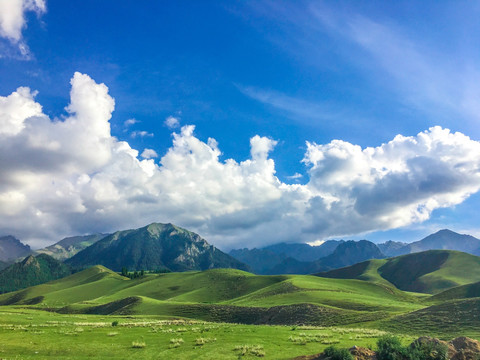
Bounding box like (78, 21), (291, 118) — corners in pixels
(0, 307), (413, 359)
(1, 254), (480, 359)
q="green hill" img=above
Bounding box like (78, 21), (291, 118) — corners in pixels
(430, 281), (480, 302)
(0, 254), (72, 294)
(66, 223), (248, 272)
(317, 250), (480, 294)
(0, 265), (423, 323)
(382, 298), (480, 337)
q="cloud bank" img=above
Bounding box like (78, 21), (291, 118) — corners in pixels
(1, 73), (480, 249)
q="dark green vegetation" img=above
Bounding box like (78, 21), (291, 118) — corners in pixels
(323, 345), (354, 360)
(66, 223), (248, 272)
(35, 233), (108, 260)
(318, 250), (480, 294)
(0, 254), (72, 294)
(0, 235), (30, 261)
(376, 335), (448, 360)
(0, 259), (11, 271)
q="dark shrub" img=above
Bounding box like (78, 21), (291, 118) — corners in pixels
(323, 346), (354, 360)
(407, 339), (448, 360)
(111, 320), (118, 327)
(377, 335), (409, 360)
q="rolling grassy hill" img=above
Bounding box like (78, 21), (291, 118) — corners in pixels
(429, 281), (480, 302)
(0, 265), (425, 325)
(317, 250), (480, 294)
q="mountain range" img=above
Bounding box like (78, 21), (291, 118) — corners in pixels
(389, 229), (480, 256)
(229, 229), (480, 274)
(65, 223), (248, 272)
(0, 225), (479, 288)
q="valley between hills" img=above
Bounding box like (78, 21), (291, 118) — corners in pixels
(0, 223), (480, 359)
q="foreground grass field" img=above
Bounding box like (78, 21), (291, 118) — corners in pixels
(0, 307), (415, 359)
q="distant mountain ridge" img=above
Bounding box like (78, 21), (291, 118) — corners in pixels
(232, 229), (480, 275)
(35, 233), (108, 260)
(400, 229), (480, 255)
(376, 229), (480, 257)
(66, 223), (249, 272)
(0, 236), (31, 261)
(229, 240), (344, 274)
(269, 240), (385, 274)
(377, 240), (407, 257)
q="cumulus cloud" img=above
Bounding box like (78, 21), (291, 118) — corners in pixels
(141, 148), (158, 159)
(164, 115), (180, 129)
(1, 73), (480, 249)
(0, 0), (46, 57)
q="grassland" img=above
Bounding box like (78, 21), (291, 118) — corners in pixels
(0, 307), (415, 359)
(0, 259), (479, 359)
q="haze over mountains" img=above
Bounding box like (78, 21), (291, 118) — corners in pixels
(0, 236), (31, 262)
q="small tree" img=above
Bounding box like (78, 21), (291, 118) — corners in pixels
(121, 267), (128, 277)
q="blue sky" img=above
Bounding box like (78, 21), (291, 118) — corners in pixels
(1, 1), (480, 249)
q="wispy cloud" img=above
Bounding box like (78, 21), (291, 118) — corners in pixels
(131, 130), (153, 138)
(238, 85), (345, 123)
(244, 1), (480, 133)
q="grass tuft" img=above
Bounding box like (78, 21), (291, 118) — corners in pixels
(131, 341), (146, 348)
(234, 344), (265, 357)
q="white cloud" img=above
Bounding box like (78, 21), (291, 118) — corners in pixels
(0, 0), (46, 57)
(286, 173), (303, 180)
(1, 73), (480, 250)
(164, 115), (180, 129)
(124, 118), (139, 127)
(141, 148), (158, 159)
(131, 130), (153, 138)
